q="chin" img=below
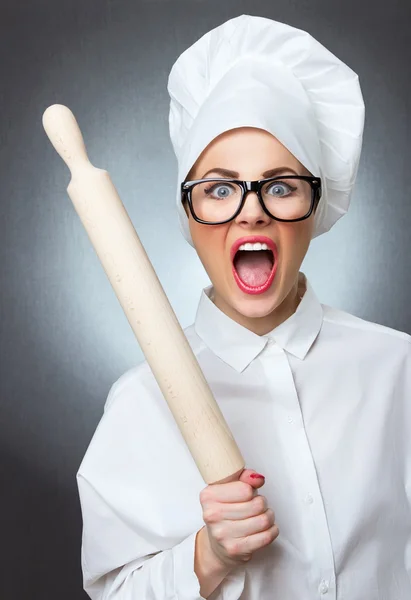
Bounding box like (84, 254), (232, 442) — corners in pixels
(229, 285), (283, 319)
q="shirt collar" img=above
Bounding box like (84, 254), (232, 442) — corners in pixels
(194, 272), (323, 372)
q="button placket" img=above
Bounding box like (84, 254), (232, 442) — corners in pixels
(260, 345), (337, 600)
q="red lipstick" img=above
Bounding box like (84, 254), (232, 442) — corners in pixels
(230, 235), (278, 296)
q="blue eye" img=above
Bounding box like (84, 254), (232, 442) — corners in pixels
(204, 183), (236, 199)
(266, 181), (294, 197)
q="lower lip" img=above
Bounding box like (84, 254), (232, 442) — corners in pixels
(232, 255), (278, 296)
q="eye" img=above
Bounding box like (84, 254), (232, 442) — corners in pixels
(204, 182), (236, 199)
(266, 181), (294, 197)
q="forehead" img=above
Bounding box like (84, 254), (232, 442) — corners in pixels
(206, 126), (281, 151)
(190, 127), (306, 177)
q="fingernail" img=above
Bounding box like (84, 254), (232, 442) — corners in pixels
(250, 473), (265, 479)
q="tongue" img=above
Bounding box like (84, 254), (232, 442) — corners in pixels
(234, 250), (273, 287)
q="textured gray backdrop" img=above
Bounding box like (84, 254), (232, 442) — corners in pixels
(1, 0), (410, 598)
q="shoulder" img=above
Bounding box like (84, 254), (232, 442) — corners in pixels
(320, 302), (411, 358)
(104, 322), (203, 412)
(79, 322), (203, 475)
(321, 303), (410, 342)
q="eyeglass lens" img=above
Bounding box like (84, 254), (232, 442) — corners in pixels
(190, 178), (313, 222)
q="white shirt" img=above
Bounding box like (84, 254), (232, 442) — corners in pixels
(77, 273), (411, 599)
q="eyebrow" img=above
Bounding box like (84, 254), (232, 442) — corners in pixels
(200, 166), (299, 179)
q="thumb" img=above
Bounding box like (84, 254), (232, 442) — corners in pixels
(239, 468), (266, 490)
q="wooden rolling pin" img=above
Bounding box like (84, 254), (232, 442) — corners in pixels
(42, 104), (245, 484)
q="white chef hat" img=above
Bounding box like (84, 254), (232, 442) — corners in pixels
(167, 14), (365, 246)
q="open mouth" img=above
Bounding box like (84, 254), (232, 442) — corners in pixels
(231, 239), (277, 295)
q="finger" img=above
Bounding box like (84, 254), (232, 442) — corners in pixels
(239, 524), (280, 554)
(201, 480), (255, 504)
(227, 509), (276, 539)
(219, 496), (269, 520)
(239, 469), (266, 490)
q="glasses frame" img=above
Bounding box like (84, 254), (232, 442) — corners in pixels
(181, 175), (322, 225)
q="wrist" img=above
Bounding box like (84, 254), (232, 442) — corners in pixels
(195, 526), (232, 577)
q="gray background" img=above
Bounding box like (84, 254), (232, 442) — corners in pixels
(1, 0), (410, 598)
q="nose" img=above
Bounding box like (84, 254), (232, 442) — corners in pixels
(234, 190), (271, 228)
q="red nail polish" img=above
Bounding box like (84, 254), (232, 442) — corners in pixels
(250, 473), (265, 479)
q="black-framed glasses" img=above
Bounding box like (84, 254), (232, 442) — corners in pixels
(181, 175), (322, 225)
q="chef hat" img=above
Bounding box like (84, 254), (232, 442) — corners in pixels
(167, 14), (365, 246)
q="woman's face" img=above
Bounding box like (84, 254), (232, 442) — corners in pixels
(184, 127), (316, 332)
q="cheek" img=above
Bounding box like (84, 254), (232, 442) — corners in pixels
(189, 222), (227, 274)
(278, 221), (313, 265)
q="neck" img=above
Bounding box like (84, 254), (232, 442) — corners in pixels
(212, 276), (303, 336)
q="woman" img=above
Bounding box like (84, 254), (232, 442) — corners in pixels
(77, 14), (411, 600)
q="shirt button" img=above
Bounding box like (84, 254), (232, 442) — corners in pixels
(319, 580), (329, 594)
(305, 493), (314, 504)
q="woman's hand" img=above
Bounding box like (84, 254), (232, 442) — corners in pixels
(198, 468), (279, 570)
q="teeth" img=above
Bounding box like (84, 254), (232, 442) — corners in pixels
(238, 242), (270, 251)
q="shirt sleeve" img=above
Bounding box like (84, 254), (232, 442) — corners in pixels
(76, 368), (247, 600)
